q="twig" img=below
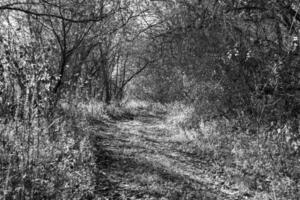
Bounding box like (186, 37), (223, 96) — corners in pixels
(272, 184), (277, 200)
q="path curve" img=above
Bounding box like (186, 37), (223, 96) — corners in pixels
(92, 110), (239, 200)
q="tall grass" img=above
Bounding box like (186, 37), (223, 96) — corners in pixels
(1, 98), (146, 199)
(0, 99), (108, 199)
(162, 101), (300, 199)
(2, 98), (297, 199)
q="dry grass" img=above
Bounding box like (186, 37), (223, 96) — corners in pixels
(152, 101), (300, 200)
(1, 99), (298, 199)
(0, 114), (97, 199)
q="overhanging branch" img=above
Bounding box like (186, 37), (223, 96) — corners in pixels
(0, 4), (109, 23)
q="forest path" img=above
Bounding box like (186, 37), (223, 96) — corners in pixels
(92, 109), (236, 200)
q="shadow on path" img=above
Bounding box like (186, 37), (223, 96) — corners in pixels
(90, 110), (230, 200)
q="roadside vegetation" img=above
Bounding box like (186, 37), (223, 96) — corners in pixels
(1, 0), (299, 199)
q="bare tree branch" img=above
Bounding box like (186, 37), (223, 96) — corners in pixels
(0, 3), (110, 23)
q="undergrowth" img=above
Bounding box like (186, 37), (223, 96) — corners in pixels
(1, 99), (298, 199)
(0, 110), (97, 199)
(162, 101), (300, 200)
(0, 99), (137, 200)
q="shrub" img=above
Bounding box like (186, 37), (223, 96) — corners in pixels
(0, 101), (101, 199)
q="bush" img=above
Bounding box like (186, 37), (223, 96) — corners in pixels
(0, 100), (102, 199)
(164, 101), (299, 199)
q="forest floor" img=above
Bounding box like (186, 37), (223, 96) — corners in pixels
(91, 107), (245, 200)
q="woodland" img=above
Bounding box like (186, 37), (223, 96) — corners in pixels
(0, 0), (299, 199)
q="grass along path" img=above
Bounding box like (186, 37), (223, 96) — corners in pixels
(91, 109), (242, 200)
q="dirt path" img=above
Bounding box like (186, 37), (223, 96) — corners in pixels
(91, 110), (237, 200)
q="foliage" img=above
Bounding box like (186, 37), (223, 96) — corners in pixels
(0, 113), (97, 199)
(162, 102), (300, 199)
(0, 0), (299, 199)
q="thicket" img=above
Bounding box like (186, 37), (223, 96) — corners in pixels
(0, 0), (299, 199)
(0, 0), (156, 199)
(132, 1), (300, 199)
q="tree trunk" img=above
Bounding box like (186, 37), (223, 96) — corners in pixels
(101, 58), (111, 104)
